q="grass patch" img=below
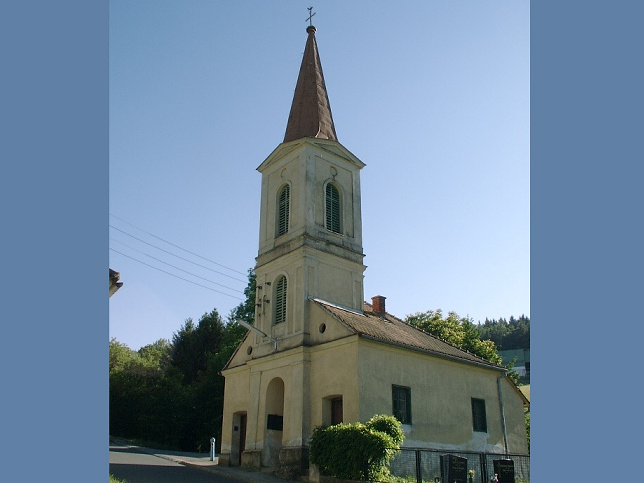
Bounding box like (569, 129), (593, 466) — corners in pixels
(109, 475), (127, 483)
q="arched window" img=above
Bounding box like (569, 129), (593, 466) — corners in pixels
(276, 185), (290, 237)
(325, 183), (341, 234)
(273, 275), (287, 325)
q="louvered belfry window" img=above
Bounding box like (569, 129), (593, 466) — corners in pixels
(274, 276), (287, 325)
(325, 183), (341, 234)
(277, 185), (290, 237)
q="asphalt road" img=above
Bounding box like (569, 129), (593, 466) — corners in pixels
(109, 443), (239, 483)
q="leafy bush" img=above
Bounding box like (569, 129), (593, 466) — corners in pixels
(525, 410), (530, 452)
(365, 414), (404, 446)
(310, 415), (403, 481)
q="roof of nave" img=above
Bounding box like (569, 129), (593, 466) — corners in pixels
(311, 298), (503, 370)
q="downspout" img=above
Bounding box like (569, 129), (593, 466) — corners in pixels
(497, 372), (509, 458)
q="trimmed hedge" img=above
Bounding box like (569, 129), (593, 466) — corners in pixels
(309, 415), (404, 481)
(365, 414), (404, 446)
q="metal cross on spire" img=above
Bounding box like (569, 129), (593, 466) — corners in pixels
(306, 7), (316, 26)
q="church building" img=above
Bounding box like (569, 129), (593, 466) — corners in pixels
(219, 23), (529, 472)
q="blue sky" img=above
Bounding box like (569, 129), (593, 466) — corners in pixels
(109, 0), (530, 350)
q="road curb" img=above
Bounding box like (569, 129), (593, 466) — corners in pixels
(110, 438), (286, 483)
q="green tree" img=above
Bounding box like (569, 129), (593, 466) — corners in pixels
(505, 315), (530, 349)
(227, 269), (256, 325)
(138, 339), (172, 372)
(109, 269), (259, 452)
(223, 269), (256, 360)
(525, 410), (530, 452)
(109, 338), (184, 443)
(170, 309), (225, 385)
(477, 315), (530, 350)
(405, 310), (503, 365)
(109, 338), (137, 373)
(166, 269), (257, 451)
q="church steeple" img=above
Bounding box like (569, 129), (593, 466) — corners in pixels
(283, 25), (338, 143)
(253, 16), (366, 349)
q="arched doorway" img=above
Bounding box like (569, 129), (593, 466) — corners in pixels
(263, 377), (284, 467)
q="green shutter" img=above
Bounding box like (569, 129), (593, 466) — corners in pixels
(325, 183), (341, 233)
(471, 398), (487, 432)
(392, 385), (412, 424)
(274, 276), (287, 325)
(277, 185), (290, 237)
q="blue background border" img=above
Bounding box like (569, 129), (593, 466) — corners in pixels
(2, 2), (107, 481)
(3, 1), (642, 480)
(532, 1), (642, 481)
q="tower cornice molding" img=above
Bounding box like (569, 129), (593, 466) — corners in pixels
(257, 137), (365, 173)
(255, 233), (366, 269)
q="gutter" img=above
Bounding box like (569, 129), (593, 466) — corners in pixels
(497, 372), (509, 458)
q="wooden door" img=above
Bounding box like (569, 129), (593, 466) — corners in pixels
(331, 397), (343, 425)
(238, 414), (247, 466)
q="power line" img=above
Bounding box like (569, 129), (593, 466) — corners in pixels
(110, 238), (244, 295)
(110, 248), (245, 301)
(110, 213), (248, 276)
(109, 224), (247, 283)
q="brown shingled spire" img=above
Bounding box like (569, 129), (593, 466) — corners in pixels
(283, 25), (338, 143)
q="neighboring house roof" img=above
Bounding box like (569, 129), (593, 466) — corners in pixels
(498, 348), (530, 366)
(311, 298), (503, 370)
(109, 268), (123, 297)
(519, 385), (530, 403)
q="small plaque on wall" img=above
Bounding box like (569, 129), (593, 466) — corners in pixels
(267, 414), (283, 431)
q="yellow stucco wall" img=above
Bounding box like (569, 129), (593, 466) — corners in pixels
(221, 336), (362, 459)
(309, 336), (360, 427)
(357, 338), (528, 454)
(221, 313), (528, 466)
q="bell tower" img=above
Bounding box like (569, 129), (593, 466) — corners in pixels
(253, 24), (366, 353)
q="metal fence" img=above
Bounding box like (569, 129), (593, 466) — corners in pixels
(388, 448), (530, 483)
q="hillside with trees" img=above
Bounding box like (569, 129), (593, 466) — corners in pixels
(475, 315), (530, 351)
(109, 271), (255, 452)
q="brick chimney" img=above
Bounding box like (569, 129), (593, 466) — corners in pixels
(371, 295), (386, 316)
